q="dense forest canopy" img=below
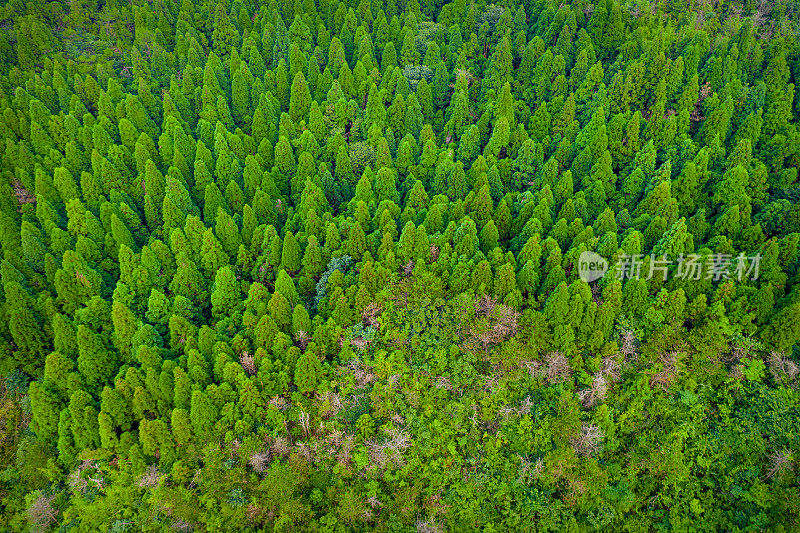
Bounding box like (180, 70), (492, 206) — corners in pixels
(0, 0), (799, 530)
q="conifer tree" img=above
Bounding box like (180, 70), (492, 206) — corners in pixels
(275, 269), (301, 308)
(275, 60), (290, 110)
(29, 381), (62, 442)
(5, 282), (48, 371)
(112, 299), (138, 362)
(200, 227), (229, 281)
(281, 230), (302, 272)
(76, 325), (117, 390)
(295, 349), (323, 394)
(170, 252), (209, 309)
(54, 250), (104, 314)
(347, 222), (367, 260)
(454, 218), (478, 258)
(232, 67), (251, 126)
(211, 266), (241, 320)
(190, 389), (217, 441)
(215, 209), (243, 260)
(480, 219), (500, 253)
(302, 235), (324, 279)
(289, 71), (312, 123)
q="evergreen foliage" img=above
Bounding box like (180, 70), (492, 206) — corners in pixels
(1, 0), (800, 530)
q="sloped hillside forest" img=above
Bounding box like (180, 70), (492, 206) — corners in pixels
(2, 0), (800, 530)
